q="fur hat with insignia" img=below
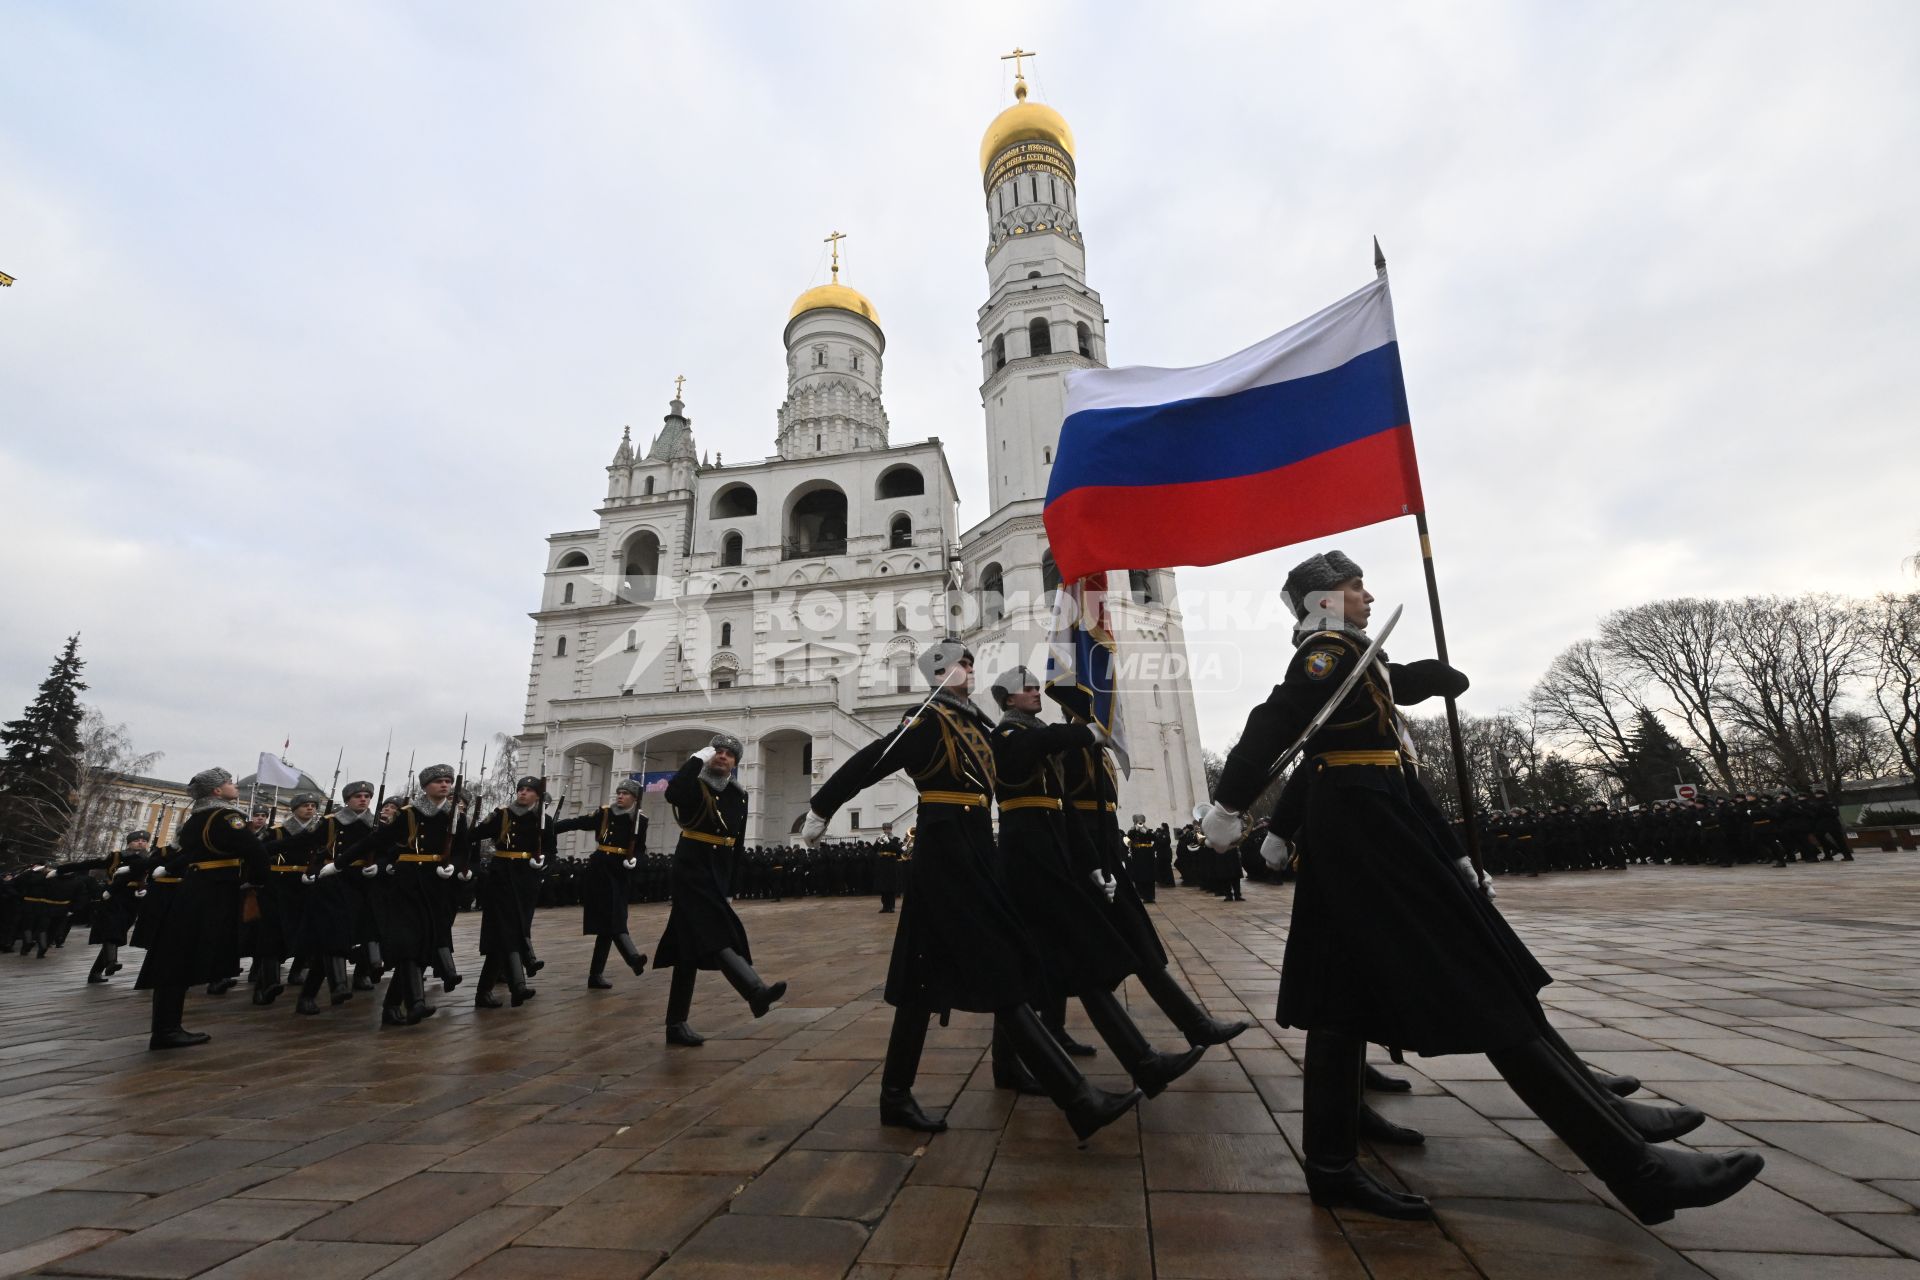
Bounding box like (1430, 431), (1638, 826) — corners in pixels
(125, 830), (151, 844)
(342, 780), (375, 800)
(917, 637), (972, 686)
(289, 792), (320, 809)
(614, 777), (644, 799)
(988, 665), (1040, 708)
(514, 776), (544, 795)
(188, 766), (233, 801)
(418, 763), (455, 786)
(708, 732), (745, 760)
(1282, 550), (1364, 620)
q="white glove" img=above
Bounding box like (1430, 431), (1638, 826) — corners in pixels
(458, 869), (473, 881)
(531, 855), (547, 870)
(1452, 856), (1478, 891)
(435, 863), (456, 879)
(800, 810), (828, 847)
(1086, 722), (1115, 749)
(150, 865), (169, 879)
(693, 746), (717, 763)
(316, 862), (338, 880)
(100, 890), (111, 901)
(134, 888), (147, 898)
(1260, 832), (1291, 871)
(301, 873), (317, 885)
(361, 863), (380, 877)
(1090, 869), (1117, 902)
(622, 857), (637, 870)
(1478, 868), (1496, 898)
(1199, 803), (1244, 852)
(383, 863), (396, 875)
(113, 865), (133, 878)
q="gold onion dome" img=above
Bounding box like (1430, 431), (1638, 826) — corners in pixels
(979, 78), (1075, 175)
(787, 280), (879, 326)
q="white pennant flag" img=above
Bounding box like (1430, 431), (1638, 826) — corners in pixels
(255, 752), (302, 788)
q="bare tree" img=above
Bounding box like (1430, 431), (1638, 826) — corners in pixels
(6, 709), (164, 860)
(1866, 591), (1920, 798)
(1718, 596), (1867, 792)
(1600, 600), (1738, 789)
(1528, 640), (1641, 781)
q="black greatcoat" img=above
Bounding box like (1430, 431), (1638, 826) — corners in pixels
(991, 714), (1136, 1002)
(653, 758), (753, 969)
(1060, 744), (1169, 971)
(252, 820), (316, 962)
(553, 803), (645, 937)
(262, 815), (364, 957)
(1216, 631), (1551, 1057)
(358, 800), (458, 965)
(811, 695), (1038, 1016)
(136, 806), (255, 988)
(88, 850), (146, 946)
(469, 805), (551, 955)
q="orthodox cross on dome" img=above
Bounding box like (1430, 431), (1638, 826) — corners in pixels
(1000, 46), (1036, 99)
(674, 374), (686, 400)
(823, 230), (847, 282)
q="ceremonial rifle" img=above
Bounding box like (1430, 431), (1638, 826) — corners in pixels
(375, 729), (393, 807)
(444, 715), (469, 867)
(325, 748), (343, 814)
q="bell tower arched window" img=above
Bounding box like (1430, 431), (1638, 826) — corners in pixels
(555, 636), (567, 657)
(561, 582), (574, 605)
(1028, 317), (1052, 357)
(993, 333), (1007, 370)
(1076, 322), (1094, 359)
(889, 514), (912, 549)
(643, 476), (655, 496)
(720, 532), (743, 567)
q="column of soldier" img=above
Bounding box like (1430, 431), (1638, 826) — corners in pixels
(0, 545), (1775, 1223)
(1479, 791), (1854, 876)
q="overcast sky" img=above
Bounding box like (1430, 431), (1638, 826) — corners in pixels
(3, 1), (1916, 787)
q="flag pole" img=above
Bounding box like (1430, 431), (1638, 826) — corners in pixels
(1379, 236), (1485, 875)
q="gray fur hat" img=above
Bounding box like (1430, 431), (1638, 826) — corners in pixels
(341, 780), (375, 800)
(289, 792), (321, 810)
(418, 763), (455, 786)
(989, 665), (1039, 708)
(514, 776), (544, 794)
(188, 766), (233, 801)
(709, 732), (745, 759)
(614, 777), (644, 799)
(1281, 550), (1364, 620)
(125, 830), (151, 843)
(917, 637), (972, 686)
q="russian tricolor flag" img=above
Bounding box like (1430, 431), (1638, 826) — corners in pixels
(1044, 276), (1424, 581)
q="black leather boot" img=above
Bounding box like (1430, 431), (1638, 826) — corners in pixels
(208, 976), (236, 995)
(365, 941), (384, 984)
(1611, 1096), (1706, 1143)
(880, 1008), (946, 1131)
(588, 936), (613, 989)
(716, 947), (785, 1017)
(148, 987), (209, 1050)
(295, 993), (322, 1015)
(104, 944), (121, 975)
(1303, 1030), (1432, 1219)
(664, 959), (701, 1044)
(87, 951), (110, 984)
(1082, 988), (1206, 1099)
(1363, 1063), (1411, 1093)
(1540, 1021), (1641, 1097)
(613, 933), (648, 976)
(506, 952), (537, 1007)
(666, 1022), (706, 1046)
(473, 957), (504, 1009)
(1489, 1037), (1764, 1225)
(328, 958), (352, 1005)
(1358, 1102), (1425, 1146)
(434, 947), (461, 992)
(1136, 966), (1250, 1047)
(252, 963), (284, 1006)
(1043, 998), (1099, 1057)
(404, 964), (437, 1024)
(999, 1004), (1142, 1144)
(523, 947), (545, 976)
(991, 1018), (1047, 1095)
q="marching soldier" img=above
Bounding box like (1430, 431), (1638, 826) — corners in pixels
(803, 640), (1141, 1142)
(136, 768), (266, 1049)
(653, 734), (785, 1044)
(875, 822), (902, 913)
(552, 779), (650, 989)
(250, 792), (324, 1006)
(466, 776), (551, 1009)
(262, 785), (373, 1014)
(1205, 549), (1760, 1223)
(356, 765), (462, 1026)
(1125, 816), (1157, 903)
(85, 831), (149, 983)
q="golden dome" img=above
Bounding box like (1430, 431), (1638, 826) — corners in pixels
(979, 80), (1075, 175)
(788, 280), (879, 327)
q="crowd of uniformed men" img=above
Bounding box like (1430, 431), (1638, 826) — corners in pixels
(1475, 791), (1854, 874)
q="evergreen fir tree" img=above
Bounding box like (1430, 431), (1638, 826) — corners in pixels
(0, 635), (89, 860)
(1622, 706), (1699, 806)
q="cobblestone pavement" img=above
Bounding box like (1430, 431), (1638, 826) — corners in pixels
(2, 855), (1918, 1278)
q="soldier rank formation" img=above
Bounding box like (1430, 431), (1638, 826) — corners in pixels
(0, 548), (1799, 1221)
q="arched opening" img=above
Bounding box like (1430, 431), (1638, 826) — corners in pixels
(992, 333), (1007, 371)
(981, 562), (1005, 625)
(720, 621), (733, 648)
(643, 476), (656, 496)
(1041, 549), (1061, 602)
(555, 636), (567, 657)
(785, 483), (847, 559)
(1077, 322), (1094, 359)
(562, 582), (575, 605)
(720, 532), (743, 567)
(711, 483), (758, 519)
(893, 653), (914, 693)
(625, 628), (637, 652)
(556, 550), (589, 570)
(1129, 569), (1159, 605)
(894, 606), (908, 633)
(620, 530), (661, 602)
(889, 514), (912, 549)
(876, 465), (925, 499)
(1028, 317), (1053, 357)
